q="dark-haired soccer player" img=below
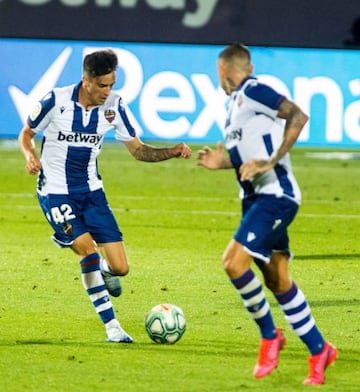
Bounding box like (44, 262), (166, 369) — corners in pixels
(19, 49), (191, 343)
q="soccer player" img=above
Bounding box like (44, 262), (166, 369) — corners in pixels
(197, 43), (337, 385)
(18, 49), (191, 343)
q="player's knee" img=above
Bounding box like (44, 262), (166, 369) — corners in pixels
(264, 278), (279, 292)
(222, 244), (251, 278)
(222, 253), (239, 277)
(111, 263), (130, 276)
(264, 277), (290, 294)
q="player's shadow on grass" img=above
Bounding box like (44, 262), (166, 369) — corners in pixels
(1, 339), (102, 346)
(1, 339), (253, 359)
(296, 254), (360, 260)
(0, 339), (140, 348)
(306, 298), (360, 307)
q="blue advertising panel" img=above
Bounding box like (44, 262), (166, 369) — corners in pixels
(1, 38), (360, 146)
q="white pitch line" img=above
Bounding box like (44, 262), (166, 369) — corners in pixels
(0, 193), (38, 198)
(2, 193), (360, 205)
(0, 193), (235, 202)
(6, 204), (360, 219)
(298, 213), (360, 219)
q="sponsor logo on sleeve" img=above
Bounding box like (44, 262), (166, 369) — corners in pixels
(29, 102), (42, 121)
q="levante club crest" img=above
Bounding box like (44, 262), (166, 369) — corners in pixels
(104, 109), (115, 123)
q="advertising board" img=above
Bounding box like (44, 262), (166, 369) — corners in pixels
(1, 38), (359, 146)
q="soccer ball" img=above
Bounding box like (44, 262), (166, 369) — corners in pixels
(145, 303), (186, 344)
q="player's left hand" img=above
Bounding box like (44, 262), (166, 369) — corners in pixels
(25, 155), (42, 175)
(240, 159), (273, 181)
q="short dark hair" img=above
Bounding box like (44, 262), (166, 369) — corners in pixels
(218, 42), (251, 63)
(83, 49), (118, 78)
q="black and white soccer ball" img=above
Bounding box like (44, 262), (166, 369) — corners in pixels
(145, 303), (186, 344)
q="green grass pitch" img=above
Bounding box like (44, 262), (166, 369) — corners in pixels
(0, 141), (359, 391)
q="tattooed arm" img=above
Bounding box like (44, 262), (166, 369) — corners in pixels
(240, 98), (308, 181)
(123, 136), (192, 162)
(269, 98), (309, 165)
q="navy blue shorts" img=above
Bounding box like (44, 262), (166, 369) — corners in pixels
(234, 194), (299, 263)
(38, 188), (123, 247)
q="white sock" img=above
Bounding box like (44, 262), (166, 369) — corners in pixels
(100, 258), (112, 273)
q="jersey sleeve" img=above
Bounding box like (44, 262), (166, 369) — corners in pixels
(114, 97), (136, 141)
(244, 81), (285, 118)
(27, 90), (56, 133)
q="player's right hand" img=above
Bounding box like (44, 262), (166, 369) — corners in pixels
(197, 142), (225, 170)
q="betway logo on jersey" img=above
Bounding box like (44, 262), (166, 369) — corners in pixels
(225, 128), (243, 143)
(57, 131), (102, 146)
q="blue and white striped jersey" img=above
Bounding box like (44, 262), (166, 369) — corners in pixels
(224, 76), (301, 204)
(27, 82), (136, 195)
